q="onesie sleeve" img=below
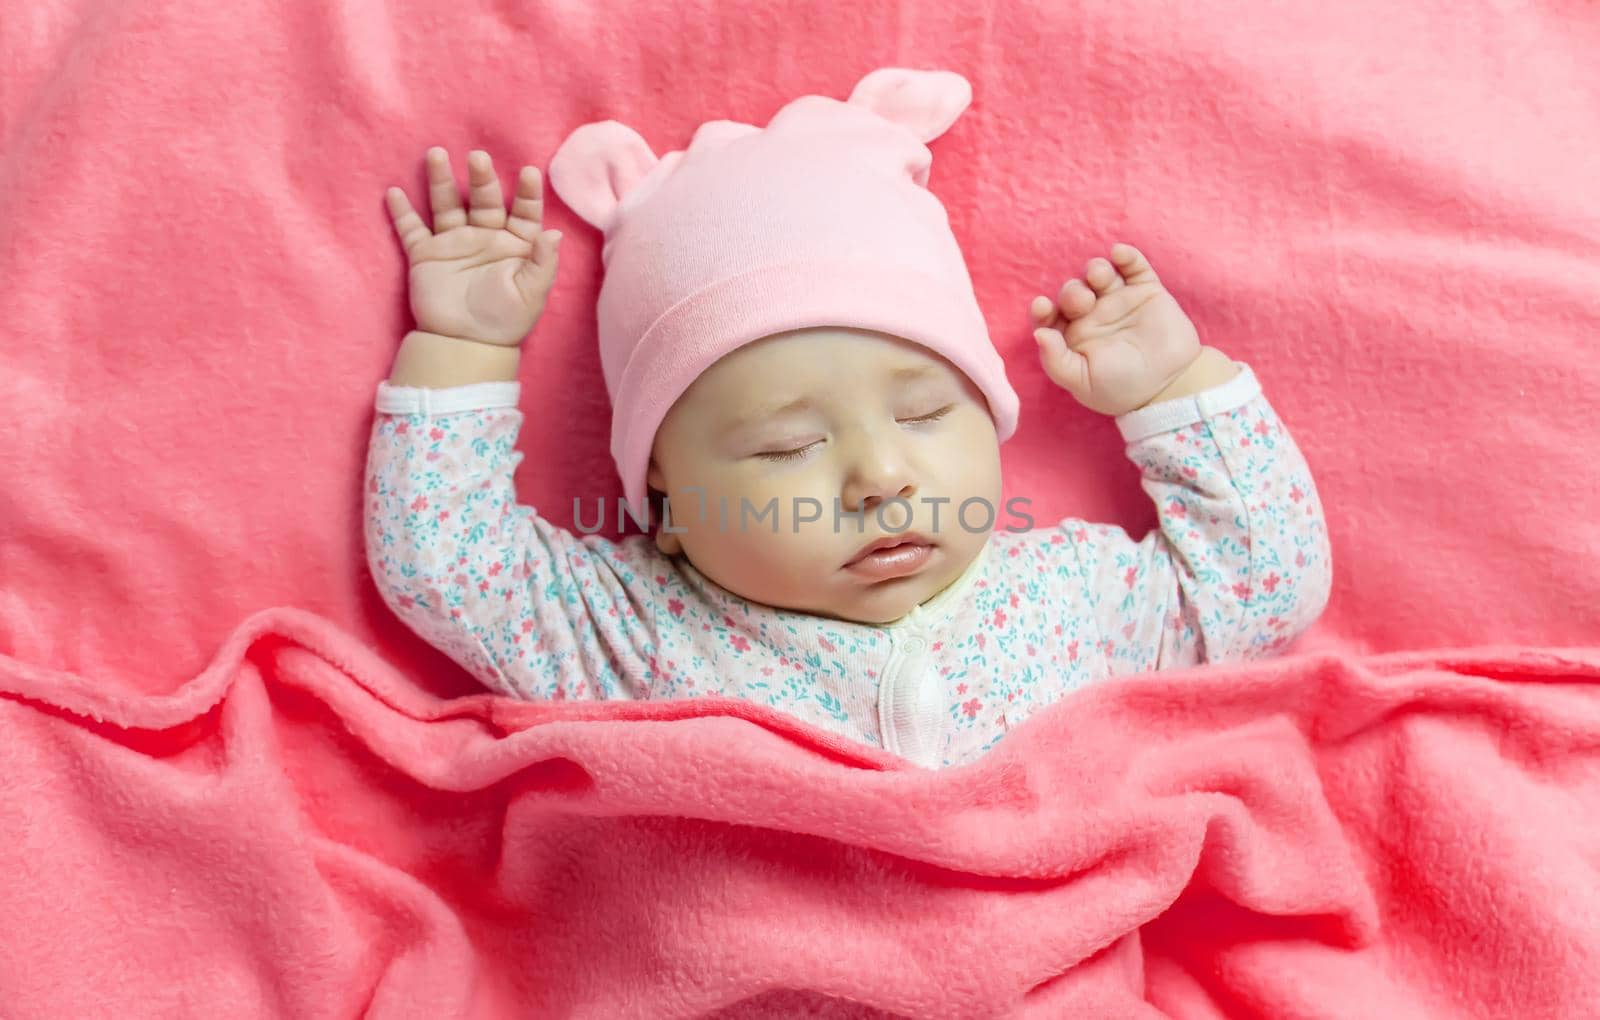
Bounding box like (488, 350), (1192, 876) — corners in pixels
(363, 380), (665, 701)
(1056, 363), (1332, 676)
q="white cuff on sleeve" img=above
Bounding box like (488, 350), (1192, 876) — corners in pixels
(1114, 363), (1262, 443)
(374, 380), (521, 416)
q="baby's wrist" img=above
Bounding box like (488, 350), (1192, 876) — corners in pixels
(387, 330), (521, 388)
(1133, 347), (1237, 410)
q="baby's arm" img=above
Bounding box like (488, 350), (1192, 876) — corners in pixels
(368, 147), (662, 700)
(1060, 364), (1333, 674)
(365, 372), (659, 701)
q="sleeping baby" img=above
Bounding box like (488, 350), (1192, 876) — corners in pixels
(365, 67), (1332, 769)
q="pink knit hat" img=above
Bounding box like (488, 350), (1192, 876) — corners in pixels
(546, 67), (1020, 523)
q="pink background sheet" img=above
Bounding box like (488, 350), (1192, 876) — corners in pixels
(4, 3), (1600, 1016)
(2, 2), (1598, 690)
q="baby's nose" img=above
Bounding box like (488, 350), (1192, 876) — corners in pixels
(843, 463), (917, 516)
(837, 426), (916, 507)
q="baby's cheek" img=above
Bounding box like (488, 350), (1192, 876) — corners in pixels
(711, 522), (818, 601)
(707, 484), (786, 533)
(960, 445), (1004, 505)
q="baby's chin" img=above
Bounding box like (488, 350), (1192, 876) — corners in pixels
(807, 555), (967, 625)
(791, 596), (918, 627)
(695, 561), (929, 625)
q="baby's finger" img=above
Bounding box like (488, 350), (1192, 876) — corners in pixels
(426, 147), (467, 232)
(385, 187), (431, 257)
(466, 150), (507, 230)
(1035, 327), (1092, 403)
(1030, 332), (1094, 402)
(504, 166), (545, 244)
(1029, 295), (1061, 329)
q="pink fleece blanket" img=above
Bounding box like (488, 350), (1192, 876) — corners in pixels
(3, 611), (1598, 1016)
(3, 0), (1600, 1015)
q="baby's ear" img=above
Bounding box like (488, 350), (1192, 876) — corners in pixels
(846, 67), (972, 144)
(648, 486), (682, 556)
(547, 120), (660, 233)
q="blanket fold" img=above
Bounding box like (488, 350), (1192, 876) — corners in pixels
(2, 606), (1596, 1018)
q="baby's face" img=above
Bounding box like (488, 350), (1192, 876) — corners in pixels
(646, 327), (1003, 625)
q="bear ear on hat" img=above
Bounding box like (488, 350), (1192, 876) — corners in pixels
(547, 120), (660, 233)
(847, 67), (972, 144)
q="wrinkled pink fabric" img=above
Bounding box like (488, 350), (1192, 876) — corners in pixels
(2, 612), (1598, 1017)
(3, 0), (1600, 1014)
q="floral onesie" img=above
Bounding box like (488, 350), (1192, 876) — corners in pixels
(363, 363), (1331, 769)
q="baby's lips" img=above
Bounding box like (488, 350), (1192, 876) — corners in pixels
(844, 532), (935, 567)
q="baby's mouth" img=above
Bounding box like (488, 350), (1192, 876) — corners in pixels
(843, 533), (936, 573)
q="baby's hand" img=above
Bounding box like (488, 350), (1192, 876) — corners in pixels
(1029, 244), (1203, 416)
(385, 148), (563, 347)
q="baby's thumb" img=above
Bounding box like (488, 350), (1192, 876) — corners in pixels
(514, 231), (562, 304)
(532, 229), (564, 268)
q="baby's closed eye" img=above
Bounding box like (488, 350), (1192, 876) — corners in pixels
(898, 404), (954, 425)
(756, 442), (820, 463)
(754, 405), (955, 461)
